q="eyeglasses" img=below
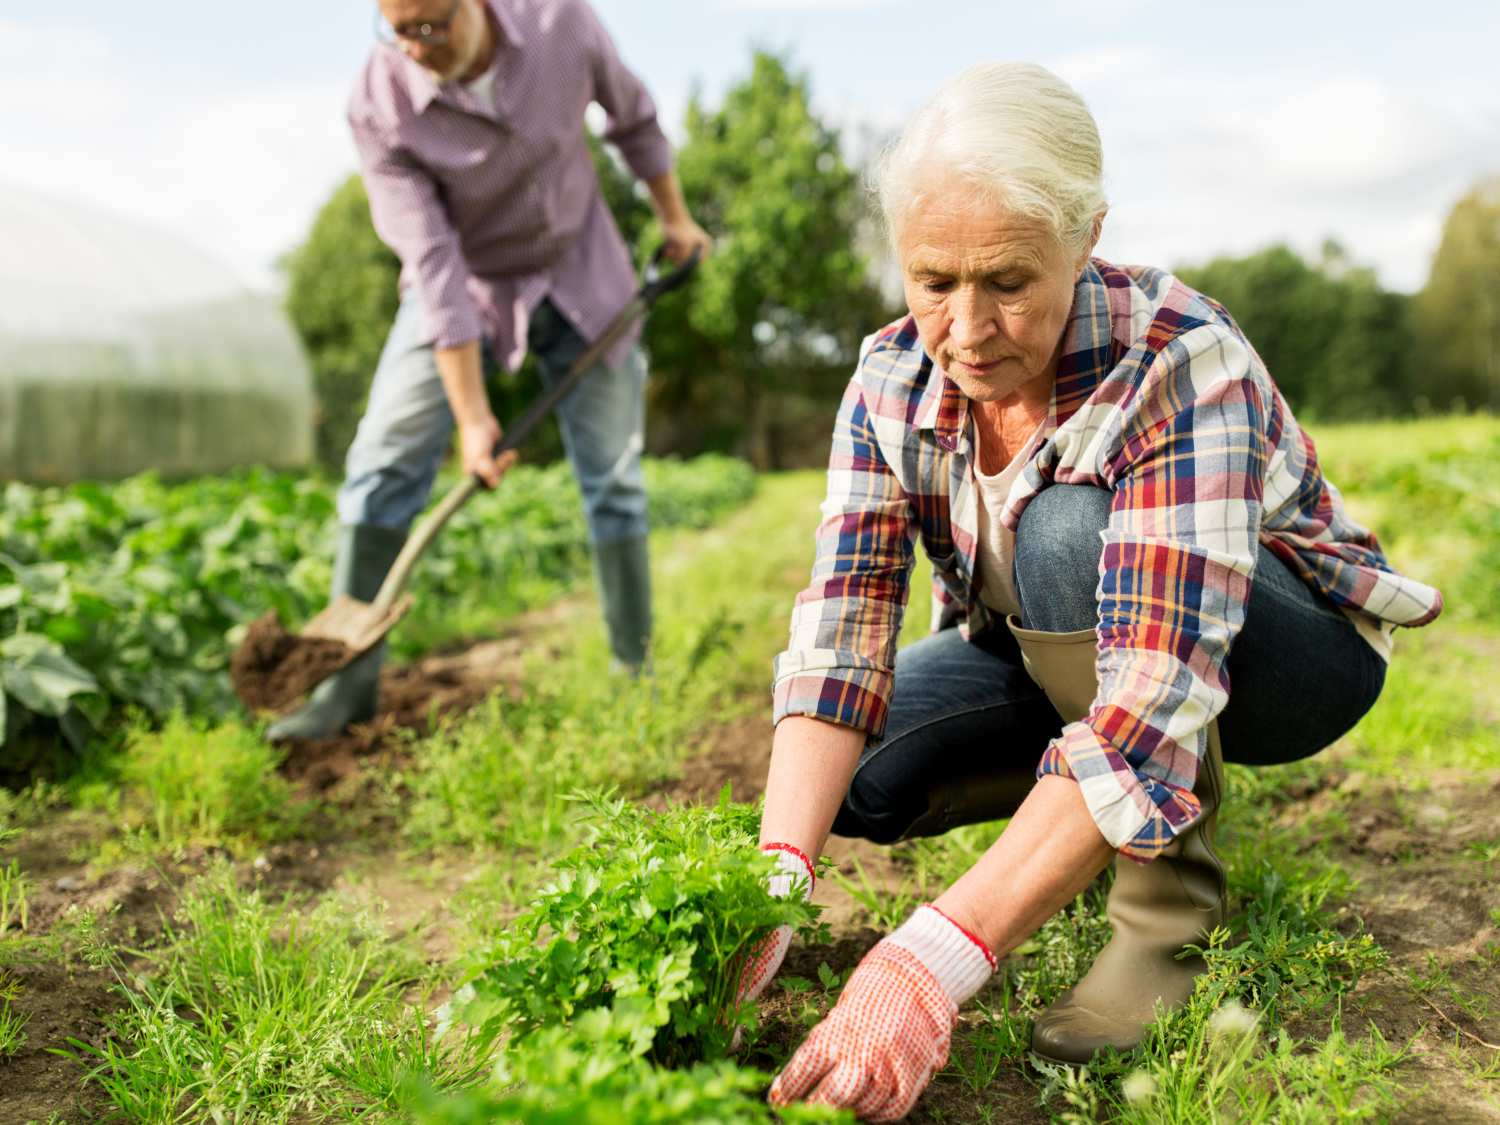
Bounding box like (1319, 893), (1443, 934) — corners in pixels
(374, 0), (462, 46)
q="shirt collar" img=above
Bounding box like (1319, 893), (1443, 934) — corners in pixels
(402, 0), (525, 115)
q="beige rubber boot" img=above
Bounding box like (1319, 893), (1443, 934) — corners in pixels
(1006, 617), (1227, 1065)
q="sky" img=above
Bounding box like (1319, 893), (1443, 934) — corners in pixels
(6, 0), (1498, 295)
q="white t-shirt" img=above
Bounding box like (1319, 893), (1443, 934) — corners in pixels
(972, 420), (1043, 621)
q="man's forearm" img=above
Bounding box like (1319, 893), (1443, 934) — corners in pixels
(434, 339), (490, 426)
(758, 716), (866, 862)
(645, 170), (692, 225)
(933, 774), (1115, 957)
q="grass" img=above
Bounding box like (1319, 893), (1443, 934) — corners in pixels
(74, 713), (310, 858)
(401, 473), (829, 857)
(0, 971), (27, 1058)
(67, 866), (482, 1122)
(4, 415), (1497, 1123)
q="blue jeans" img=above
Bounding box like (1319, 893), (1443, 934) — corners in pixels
(338, 296), (649, 545)
(832, 485), (1387, 843)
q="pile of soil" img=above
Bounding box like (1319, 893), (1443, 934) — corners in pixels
(230, 611), (352, 713)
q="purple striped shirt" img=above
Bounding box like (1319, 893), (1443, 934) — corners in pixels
(347, 0), (674, 368)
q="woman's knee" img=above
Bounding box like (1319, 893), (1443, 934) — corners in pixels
(1014, 485), (1110, 632)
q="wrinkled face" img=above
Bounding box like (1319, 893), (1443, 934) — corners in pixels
(899, 184), (1091, 403)
(379, 0), (488, 82)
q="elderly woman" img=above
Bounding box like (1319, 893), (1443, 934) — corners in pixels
(740, 63), (1443, 1121)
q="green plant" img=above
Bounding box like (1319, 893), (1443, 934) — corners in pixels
(0, 455), (756, 750)
(0, 971), (28, 1058)
(452, 790), (823, 1066)
(408, 1021), (851, 1123)
(69, 866), (477, 1122)
(114, 714), (304, 850)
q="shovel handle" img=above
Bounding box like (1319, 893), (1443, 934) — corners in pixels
(367, 245), (701, 616)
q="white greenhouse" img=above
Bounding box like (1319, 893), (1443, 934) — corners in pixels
(0, 185), (315, 482)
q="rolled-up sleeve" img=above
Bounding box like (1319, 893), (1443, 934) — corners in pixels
(772, 375), (916, 737)
(348, 114), (481, 350)
(1038, 325), (1269, 861)
(578, 1), (674, 182)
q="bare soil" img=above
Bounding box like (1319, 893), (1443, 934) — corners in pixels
(230, 610), (354, 714)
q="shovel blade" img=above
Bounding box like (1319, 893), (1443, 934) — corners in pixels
(300, 593), (415, 658)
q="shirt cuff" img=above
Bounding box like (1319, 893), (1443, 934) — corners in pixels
(619, 133), (674, 184)
(1037, 722), (1205, 862)
(771, 666), (891, 738)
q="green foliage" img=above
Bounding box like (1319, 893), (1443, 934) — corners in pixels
(0, 972), (26, 1059)
(0, 455), (755, 751)
(1413, 177), (1500, 413)
(70, 867), (478, 1122)
(114, 715), (303, 850)
(408, 1028), (849, 1124)
(453, 791), (822, 1066)
(644, 52), (892, 467)
(281, 175), (401, 469)
(1175, 241), (1416, 421)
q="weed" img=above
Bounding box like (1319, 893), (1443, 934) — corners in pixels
(106, 713), (307, 851)
(0, 971), (28, 1057)
(0, 858), (29, 934)
(69, 865), (476, 1122)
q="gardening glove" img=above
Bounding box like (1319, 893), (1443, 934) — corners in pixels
(736, 844), (816, 1005)
(768, 905), (996, 1122)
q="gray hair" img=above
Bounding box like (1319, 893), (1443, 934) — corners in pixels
(873, 62), (1107, 255)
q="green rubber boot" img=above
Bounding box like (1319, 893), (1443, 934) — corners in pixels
(594, 535), (652, 673)
(266, 524), (407, 742)
(1006, 617), (1228, 1066)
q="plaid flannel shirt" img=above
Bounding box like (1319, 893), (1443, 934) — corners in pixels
(772, 259), (1443, 860)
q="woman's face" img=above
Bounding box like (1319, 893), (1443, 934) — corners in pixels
(899, 184), (1092, 403)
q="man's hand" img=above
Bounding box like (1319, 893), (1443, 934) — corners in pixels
(768, 905), (995, 1122)
(645, 171), (713, 265)
(458, 415), (517, 489)
(660, 216), (713, 265)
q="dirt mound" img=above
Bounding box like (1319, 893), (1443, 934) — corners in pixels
(230, 611), (352, 713)
(268, 630), (554, 793)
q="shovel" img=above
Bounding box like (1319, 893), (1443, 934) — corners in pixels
(289, 246), (700, 680)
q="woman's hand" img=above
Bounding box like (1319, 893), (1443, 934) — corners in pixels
(736, 845), (816, 1006)
(769, 905), (994, 1121)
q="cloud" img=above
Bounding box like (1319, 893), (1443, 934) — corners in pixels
(2, 20), (356, 293)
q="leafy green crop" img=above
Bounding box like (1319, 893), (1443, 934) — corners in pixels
(0, 456), (755, 751)
(431, 791), (843, 1123)
(452, 790), (823, 1066)
(408, 1025), (850, 1124)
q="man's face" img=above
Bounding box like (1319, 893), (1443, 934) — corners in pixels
(379, 0), (488, 82)
(899, 181), (1089, 403)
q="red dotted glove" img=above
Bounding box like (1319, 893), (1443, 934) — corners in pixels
(768, 904), (996, 1122)
(736, 843), (815, 1006)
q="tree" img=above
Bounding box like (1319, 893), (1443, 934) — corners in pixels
(282, 176), (401, 469)
(1413, 177), (1500, 413)
(1174, 244), (1415, 421)
(640, 52), (894, 467)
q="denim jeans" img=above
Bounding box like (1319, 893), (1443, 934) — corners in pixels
(338, 295), (649, 545)
(832, 485), (1388, 843)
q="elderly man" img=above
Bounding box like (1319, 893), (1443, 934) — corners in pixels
(738, 63), (1442, 1120)
(271, 0), (710, 741)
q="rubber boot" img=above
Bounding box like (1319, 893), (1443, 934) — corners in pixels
(594, 535), (652, 673)
(1006, 617), (1227, 1065)
(266, 524), (407, 741)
